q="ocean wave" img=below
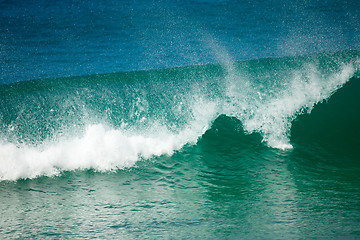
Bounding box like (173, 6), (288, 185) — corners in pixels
(0, 50), (359, 180)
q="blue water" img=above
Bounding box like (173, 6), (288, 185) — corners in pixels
(1, 0), (359, 83)
(1, 0), (360, 239)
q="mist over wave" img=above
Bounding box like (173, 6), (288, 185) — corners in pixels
(0, 50), (359, 180)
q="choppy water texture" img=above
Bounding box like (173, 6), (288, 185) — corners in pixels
(1, 0), (360, 239)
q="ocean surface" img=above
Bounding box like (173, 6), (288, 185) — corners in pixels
(1, 0), (360, 239)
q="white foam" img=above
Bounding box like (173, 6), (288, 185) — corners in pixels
(0, 97), (218, 181)
(0, 125), (185, 181)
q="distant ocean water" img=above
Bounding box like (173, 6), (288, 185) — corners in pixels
(1, 0), (360, 239)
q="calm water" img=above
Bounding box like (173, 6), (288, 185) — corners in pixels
(1, 0), (360, 239)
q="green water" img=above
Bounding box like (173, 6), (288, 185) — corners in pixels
(0, 51), (360, 239)
(1, 133), (359, 239)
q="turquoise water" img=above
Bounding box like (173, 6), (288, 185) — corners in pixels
(1, 50), (360, 238)
(1, 0), (360, 239)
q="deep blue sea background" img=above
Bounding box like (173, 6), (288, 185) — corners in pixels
(1, 0), (359, 83)
(1, 0), (360, 239)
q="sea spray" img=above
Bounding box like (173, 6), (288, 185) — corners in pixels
(0, 50), (359, 180)
(222, 53), (358, 149)
(0, 87), (219, 180)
